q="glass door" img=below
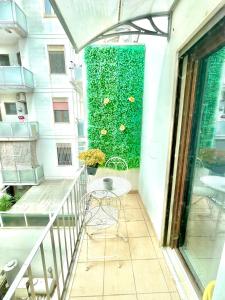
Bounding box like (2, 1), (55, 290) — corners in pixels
(168, 18), (225, 293)
(175, 29), (225, 291)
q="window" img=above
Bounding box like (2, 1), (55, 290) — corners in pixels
(5, 103), (17, 115)
(17, 52), (22, 66)
(44, 0), (55, 16)
(57, 143), (72, 165)
(0, 54), (10, 66)
(53, 98), (69, 122)
(48, 45), (66, 74)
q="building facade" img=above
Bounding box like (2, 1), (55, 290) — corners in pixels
(0, 0), (85, 187)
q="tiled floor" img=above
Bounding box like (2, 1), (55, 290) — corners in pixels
(69, 193), (181, 300)
(180, 194), (225, 287)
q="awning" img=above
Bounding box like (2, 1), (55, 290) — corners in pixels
(50, 0), (177, 52)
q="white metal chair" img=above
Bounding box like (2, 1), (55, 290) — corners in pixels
(81, 190), (126, 270)
(105, 156), (128, 171)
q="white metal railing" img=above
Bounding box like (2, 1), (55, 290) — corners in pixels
(0, 0), (27, 35)
(2, 166), (87, 300)
(1, 165), (44, 185)
(0, 122), (39, 140)
(0, 67), (34, 89)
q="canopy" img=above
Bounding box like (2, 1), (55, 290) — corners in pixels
(50, 0), (177, 52)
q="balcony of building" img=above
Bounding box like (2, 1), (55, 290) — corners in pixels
(0, 0), (27, 40)
(0, 67), (34, 93)
(0, 168), (180, 300)
(0, 122), (39, 141)
(1, 165), (44, 186)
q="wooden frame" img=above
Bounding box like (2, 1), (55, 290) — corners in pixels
(169, 17), (225, 248)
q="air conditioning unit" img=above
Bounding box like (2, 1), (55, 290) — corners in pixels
(16, 92), (26, 103)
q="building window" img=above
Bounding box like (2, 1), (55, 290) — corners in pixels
(0, 54), (10, 66)
(44, 0), (55, 16)
(57, 143), (72, 165)
(48, 45), (66, 74)
(17, 52), (22, 66)
(53, 98), (69, 123)
(5, 103), (17, 115)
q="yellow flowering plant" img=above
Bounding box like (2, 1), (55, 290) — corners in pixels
(79, 149), (105, 167)
(103, 98), (110, 105)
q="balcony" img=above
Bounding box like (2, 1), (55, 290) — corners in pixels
(0, 0), (27, 38)
(0, 167), (180, 300)
(0, 122), (39, 141)
(71, 66), (83, 93)
(1, 165), (44, 185)
(0, 67), (34, 93)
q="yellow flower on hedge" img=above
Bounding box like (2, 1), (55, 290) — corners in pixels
(119, 124), (126, 131)
(128, 96), (135, 102)
(101, 129), (107, 135)
(103, 98), (110, 105)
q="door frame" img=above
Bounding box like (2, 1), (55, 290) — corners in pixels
(168, 16), (225, 248)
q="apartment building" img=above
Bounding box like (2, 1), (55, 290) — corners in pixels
(0, 0), (85, 188)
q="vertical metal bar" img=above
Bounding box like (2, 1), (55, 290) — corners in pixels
(66, 197), (73, 257)
(56, 217), (65, 285)
(50, 227), (61, 300)
(27, 265), (36, 300)
(73, 184), (79, 240)
(62, 206), (69, 268)
(70, 189), (76, 247)
(40, 243), (51, 300)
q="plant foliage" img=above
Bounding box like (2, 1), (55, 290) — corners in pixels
(0, 194), (13, 211)
(84, 45), (145, 169)
(79, 148), (105, 166)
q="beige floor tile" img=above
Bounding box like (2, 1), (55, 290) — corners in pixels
(170, 292), (181, 300)
(132, 260), (168, 293)
(105, 238), (131, 260)
(106, 222), (127, 238)
(78, 238), (105, 262)
(152, 237), (164, 258)
(121, 197), (140, 209)
(104, 296), (136, 300)
(137, 293), (171, 300)
(70, 296), (102, 300)
(129, 237), (157, 259)
(126, 221), (149, 237)
(159, 259), (177, 292)
(124, 209), (144, 221)
(71, 262), (104, 296)
(104, 260), (136, 295)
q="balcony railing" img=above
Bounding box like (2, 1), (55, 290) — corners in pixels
(1, 166), (87, 299)
(0, 66), (34, 92)
(1, 165), (44, 185)
(0, 122), (39, 141)
(0, 0), (27, 37)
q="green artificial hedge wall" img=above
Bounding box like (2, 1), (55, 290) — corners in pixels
(199, 47), (225, 149)
(84, 45), (145, 169)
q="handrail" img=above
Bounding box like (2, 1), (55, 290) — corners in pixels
(3, 166), (86, 300)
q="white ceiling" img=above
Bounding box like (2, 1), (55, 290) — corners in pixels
(50, 0), (176, 52)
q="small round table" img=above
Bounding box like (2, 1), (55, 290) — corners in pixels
(88, 176), (131, 197)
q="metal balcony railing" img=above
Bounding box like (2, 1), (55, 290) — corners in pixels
(0, 67), (34, 91)
(1, 166), (87, 299)
(1, 165), (44, 185)
(0, 122), (39, 140)
(0, 0), (27, 36)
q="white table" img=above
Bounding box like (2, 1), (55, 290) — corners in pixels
(88, 176), (131, 197)
(200, 176), (225, 193)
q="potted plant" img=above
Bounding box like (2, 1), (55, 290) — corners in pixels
(199, 148), (225, 174)
(79, 148), (105, 175)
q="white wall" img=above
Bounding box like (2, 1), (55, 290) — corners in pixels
(139, 0), (225, 240)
